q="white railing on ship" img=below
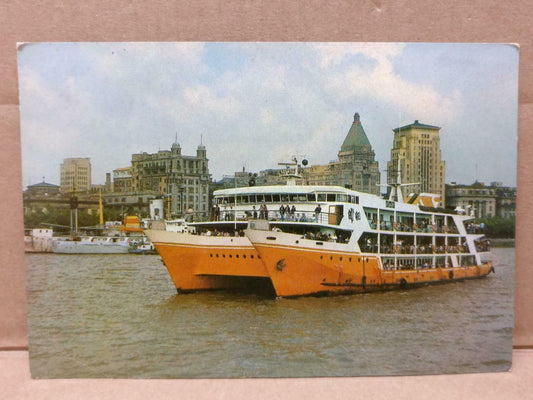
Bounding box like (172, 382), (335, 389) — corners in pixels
(214, 209), (332, 225)
(368, 221), (459, 234)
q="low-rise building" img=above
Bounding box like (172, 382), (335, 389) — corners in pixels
(113, 167), (133, 193)
(445, 181), (516, 219)
(104, 141), (211, 220)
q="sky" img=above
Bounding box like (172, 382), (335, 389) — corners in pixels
(17, 42), (519, 189)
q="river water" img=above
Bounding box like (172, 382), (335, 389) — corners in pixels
(26, 248), (514, 378)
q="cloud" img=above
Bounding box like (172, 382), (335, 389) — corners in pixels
(18, 43), (517, 188)
(312, 42), (405, 69)
(311, 43), (463, 125)
(182, 85), (244, 118)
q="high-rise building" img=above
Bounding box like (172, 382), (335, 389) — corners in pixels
(387, 120), (445, 203)
(60, 158), (92, 193)
(304, 113), (380, 195)
(130, 142), (210, 219)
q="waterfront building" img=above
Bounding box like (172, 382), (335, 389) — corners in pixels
(26, 180), (60, 197)
(334, 113), (381, 194)
(445, 181), (516, 219)
(303, 113), (380, 194)
(130, 141), (211, 220)
(60, 158), (92, 193)
(113, 167), (133, 193)
(23, 179), (99, 218)
(387, 120), (445, 204)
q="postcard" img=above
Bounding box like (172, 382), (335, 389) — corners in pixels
(18, 42), (518, 378)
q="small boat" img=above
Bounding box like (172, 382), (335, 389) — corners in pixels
(128, 239), (158, 255)
(52, 236), (131, 254)
(24, 228), (55, 253)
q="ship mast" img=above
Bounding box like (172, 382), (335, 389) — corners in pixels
(380, 156), (419, 203)
(278, 157), (308, 186)
(99, 186), (104, 226)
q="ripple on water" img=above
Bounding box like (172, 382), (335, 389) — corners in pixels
(25, 249), (515, 378)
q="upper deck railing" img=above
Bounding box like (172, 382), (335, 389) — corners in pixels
(213, 208), (333, 225)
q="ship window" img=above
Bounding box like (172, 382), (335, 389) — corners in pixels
(272, 194), (280, 202)
(327, 194), (335, 202)
(228, 196), (235, 204)
(264, 194), (272, 203)
(337, 194), (348, 202)
(317, 193), (326, 202)
(256, 194), (264, 202)
(281, 193), (289, 202)
(307, 193), (316, 202)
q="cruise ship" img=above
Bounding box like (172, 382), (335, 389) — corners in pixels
(144, 164), (493, 297)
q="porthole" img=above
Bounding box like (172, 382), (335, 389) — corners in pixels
(229, 254), (232, 258)
(243, 254), (247, 259)
(251, 255), (254, 259)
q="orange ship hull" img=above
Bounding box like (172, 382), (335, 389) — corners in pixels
(145, 230), (270, 293)
(250, 240), (493, 297)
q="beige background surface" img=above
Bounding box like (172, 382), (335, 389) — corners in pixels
(1, 1), (531, 398)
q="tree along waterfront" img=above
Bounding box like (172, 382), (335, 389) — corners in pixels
(476, 217), (515, 239)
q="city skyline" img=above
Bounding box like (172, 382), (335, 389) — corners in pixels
(18, 42), (519, 188)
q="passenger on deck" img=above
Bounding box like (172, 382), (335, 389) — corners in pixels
(314, 204), (322, 222)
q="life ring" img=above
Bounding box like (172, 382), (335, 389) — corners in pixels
(449, 270), (454, 279)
